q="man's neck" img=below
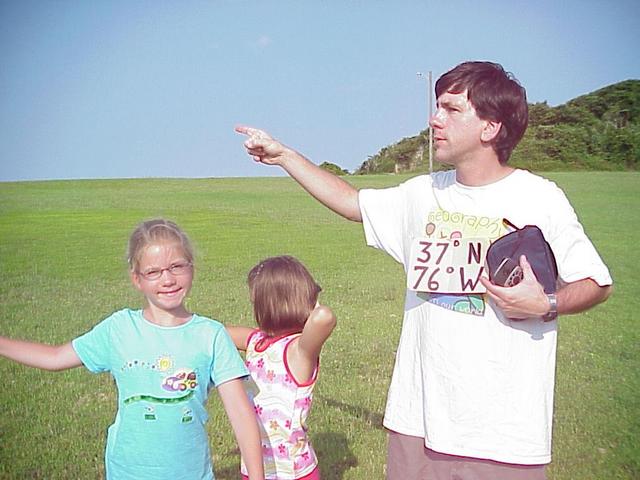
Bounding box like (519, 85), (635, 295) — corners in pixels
(454, 157), (515, 187)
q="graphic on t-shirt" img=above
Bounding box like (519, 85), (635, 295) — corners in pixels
(426, 210), (504, 239)
(125, 390), (195, 404)
(122, 355), (199, 411)
(144, 406), (156, 421)
(157, 355), (173, 371)
(181, 407), (193, 424)
(162, 369), (198, 392)
(119, 354), (173, 373)
(124, 389), (196, 406)
(426, 292), (486, 316)
(423, 209), (507, 317)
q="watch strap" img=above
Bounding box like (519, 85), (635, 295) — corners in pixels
(542, 293), (558, 322)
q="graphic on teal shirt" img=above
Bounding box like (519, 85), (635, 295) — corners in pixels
(121, 354), (199, 414)
(181, 407), (193, 424)
(162, 369), (198, 392)
(144, 406), (156, 421)
(423, 210), (506, 317)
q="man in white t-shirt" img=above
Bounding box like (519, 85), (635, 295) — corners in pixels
(235, 61), (612, 479)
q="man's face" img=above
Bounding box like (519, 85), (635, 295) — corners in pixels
(429, 89), (488, 166)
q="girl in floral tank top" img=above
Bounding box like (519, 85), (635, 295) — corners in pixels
(228, 256), (337, 480)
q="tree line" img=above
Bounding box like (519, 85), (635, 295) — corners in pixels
(336, 79), (640, 175)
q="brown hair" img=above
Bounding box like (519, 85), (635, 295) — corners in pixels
(248, 256), (322, 336)
(436, 61), (528, 164)
(127, 218), (194, 272)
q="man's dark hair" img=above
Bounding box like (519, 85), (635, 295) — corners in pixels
(435, 61), (528, 164)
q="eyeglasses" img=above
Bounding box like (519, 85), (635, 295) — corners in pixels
(138, 261), (192, 281)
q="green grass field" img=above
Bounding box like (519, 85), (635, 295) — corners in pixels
(0, 172), (638, 479)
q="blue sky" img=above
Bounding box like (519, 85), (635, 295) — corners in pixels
(1, 0), (638, 181)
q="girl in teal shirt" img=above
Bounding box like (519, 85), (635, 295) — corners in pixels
(0, 219), (264, 480)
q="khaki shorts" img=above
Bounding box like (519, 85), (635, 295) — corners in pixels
(386, 430), (547, 480)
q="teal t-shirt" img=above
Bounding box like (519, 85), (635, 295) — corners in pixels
(72, 308), (247, 480)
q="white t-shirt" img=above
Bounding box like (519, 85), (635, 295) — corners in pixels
(359, 169), (612, 465)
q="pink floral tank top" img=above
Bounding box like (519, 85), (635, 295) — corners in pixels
(240, 330), (318, 479)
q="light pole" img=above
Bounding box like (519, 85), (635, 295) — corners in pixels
(417, 71), (433, 173)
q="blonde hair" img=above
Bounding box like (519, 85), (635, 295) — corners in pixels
(127, 219), (194, 272)
(248, 256), (321, 336)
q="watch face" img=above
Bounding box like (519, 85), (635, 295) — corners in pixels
(547, 294), (557, 312)
(543, 294), (557, 321)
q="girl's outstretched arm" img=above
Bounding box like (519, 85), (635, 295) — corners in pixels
(0, 337), (82, 371)
(218, 378), (264, 480)
(225, 326), (255, 351)
(288, 305), (337, 382)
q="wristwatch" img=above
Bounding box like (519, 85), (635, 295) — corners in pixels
(542, 293), (558, 322)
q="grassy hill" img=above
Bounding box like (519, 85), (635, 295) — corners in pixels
(0, 174), (637, 479)
(354, 80), (640, 174)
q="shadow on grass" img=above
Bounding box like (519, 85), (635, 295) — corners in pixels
(313, 395), (386, 478)
(216, 432), (358, 480)
(315, 431), (358, 479)
(214, 433), (358, 480)
(316, 395), (385, 430)
(214, 464), (241, 480)
(214, 396), (382, 479)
